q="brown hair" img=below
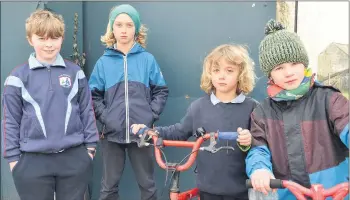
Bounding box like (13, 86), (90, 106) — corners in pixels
(25, 9), (65, 39)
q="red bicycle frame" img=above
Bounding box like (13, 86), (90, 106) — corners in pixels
(246, 179), (349, 200)
(151, 133), (216, 200)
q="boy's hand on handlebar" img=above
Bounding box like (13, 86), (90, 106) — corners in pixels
(131, 124), (147, 135)
(131, 124), (158, 136)
(237, 127), (252, 146)
(251, 169), (276, 195)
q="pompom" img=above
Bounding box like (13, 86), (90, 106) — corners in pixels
(264, 19), (285, 35)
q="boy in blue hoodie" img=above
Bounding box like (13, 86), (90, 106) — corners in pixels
(89, 4), (169, 200)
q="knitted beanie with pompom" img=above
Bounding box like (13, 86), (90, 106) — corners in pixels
(259, 19), (309, 76)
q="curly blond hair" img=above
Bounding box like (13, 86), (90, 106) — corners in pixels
(25, 9), (65, 39)
(100, 7), (147, 48)
(200, 44), (256, 95)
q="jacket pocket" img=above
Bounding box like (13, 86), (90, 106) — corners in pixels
(20, 116), (44, 140)
(129, 99), (154, 128)
(103, 106), (123, 135)
(145, 87), (152, 104)
(145, 87), (154, 113)
(12, 153), (25, 174)
(65, 109), (84, 136)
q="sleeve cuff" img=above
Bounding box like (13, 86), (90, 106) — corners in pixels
(237, 143), (251, 152)
(84, 143), (97, 149)
(248, 164), (273, 178)
(6, 155), (21, 163)
(249, 168), (275, 179)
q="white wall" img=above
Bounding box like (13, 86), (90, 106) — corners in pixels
(297, 2), (349, 73)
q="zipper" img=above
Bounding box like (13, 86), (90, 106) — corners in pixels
(118, 42), (135, 143)
(124, 55), (130, 143)
(48, 67), (53, 91)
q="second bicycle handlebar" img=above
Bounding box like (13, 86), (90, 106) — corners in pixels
(246, 179), (349, 200)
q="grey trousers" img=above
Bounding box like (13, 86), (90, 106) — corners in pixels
(99, 139), (157, 200)
(13, 145), (92, 200)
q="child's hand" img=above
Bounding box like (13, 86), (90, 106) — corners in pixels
(250, 169), (276, 195)
(87, 148), (95, 159)
(130, 124), (158, 136)
(237, 127), (252, 146)
(131, 124), (147, 135)
(9, 161), (18, 172)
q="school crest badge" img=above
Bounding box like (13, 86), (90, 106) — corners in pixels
(59, 75), (72, 88)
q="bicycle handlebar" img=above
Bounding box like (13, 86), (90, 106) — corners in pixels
(246, 179), (349, 200)
(217, 132), (238, 140)
(153, 131), (237, 171)
(133, 127), (238, 171)
(246, 179), (283, 188)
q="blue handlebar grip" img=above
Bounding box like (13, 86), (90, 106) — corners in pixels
(218, 132), (238, 140)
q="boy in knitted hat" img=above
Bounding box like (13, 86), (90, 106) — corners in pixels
(89, 4), (168, 200)
(246, 19), (349, 199)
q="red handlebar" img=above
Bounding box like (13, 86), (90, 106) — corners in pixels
(283, 181), (349, 200)
(152, 134), (215, 171)
(247, 179), (349, 200)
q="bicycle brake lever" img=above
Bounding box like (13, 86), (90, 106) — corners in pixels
(200, 132), (236, 153)
(211, 146), (235, 153)
(200, 132), (217, 153)
(137, 130), (151, 148)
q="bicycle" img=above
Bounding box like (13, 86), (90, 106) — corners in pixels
(246, 179), (349, 200)
(133, 127), (240, 200)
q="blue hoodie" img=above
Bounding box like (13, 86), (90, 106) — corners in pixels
(89, 43), (168, 143)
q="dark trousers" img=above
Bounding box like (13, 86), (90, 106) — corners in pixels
(99, 139), (157, 200)
(12, 145), (93, 200)
(200, 191), (249, 200)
